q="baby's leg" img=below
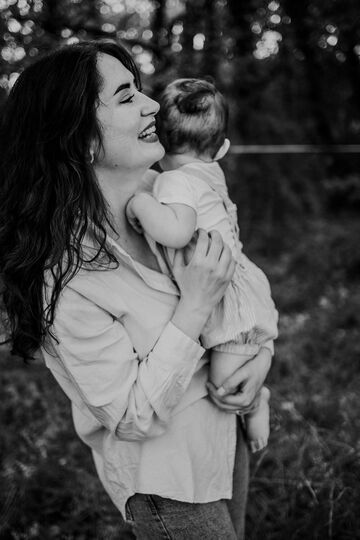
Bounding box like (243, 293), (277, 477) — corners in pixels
(209, 350), (251, 388)
(245, 386), (270, 453)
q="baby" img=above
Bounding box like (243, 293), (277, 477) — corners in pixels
(126, 78), (278, 452)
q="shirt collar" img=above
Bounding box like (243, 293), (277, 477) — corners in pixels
(105, 235), (180, 296)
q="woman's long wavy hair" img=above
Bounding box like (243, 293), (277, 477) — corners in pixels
(0, 41), (141, 360)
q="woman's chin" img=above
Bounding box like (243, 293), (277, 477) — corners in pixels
(147, 140), (165, 164)
(127, 140), (165, 170)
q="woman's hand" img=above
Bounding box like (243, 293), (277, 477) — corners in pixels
(206, 347), (272, 414)
(173, 229), (235, 312)
(171, 229), (235, 341)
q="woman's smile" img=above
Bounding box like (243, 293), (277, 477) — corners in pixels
(138, 120), (159, 143)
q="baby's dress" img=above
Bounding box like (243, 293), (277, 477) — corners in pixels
(153, 161), (278, 356)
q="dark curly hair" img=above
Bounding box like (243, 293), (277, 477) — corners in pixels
(0, 41), (141, 360)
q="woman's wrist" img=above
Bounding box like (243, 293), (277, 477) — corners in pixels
(171, 297), (211, 342)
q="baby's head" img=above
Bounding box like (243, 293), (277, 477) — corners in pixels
(158, 78), (229, 161)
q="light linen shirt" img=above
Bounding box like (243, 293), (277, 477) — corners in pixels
(42, 235), (237, 517)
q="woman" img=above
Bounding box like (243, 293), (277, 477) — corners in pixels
(0, 41), (272, 539)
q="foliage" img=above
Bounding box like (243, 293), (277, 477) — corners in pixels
(0, 355), (125, 539)
(1, 0), (360, 232)
(246, 215), (360, 539)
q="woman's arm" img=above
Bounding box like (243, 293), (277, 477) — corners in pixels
(52, 293), (204, 441)
(126, 192), (196, 249)
(51, 230), (235, 440)
(206, 347), (272, 414)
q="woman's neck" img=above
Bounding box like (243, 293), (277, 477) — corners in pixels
(94, 165), (147, 236)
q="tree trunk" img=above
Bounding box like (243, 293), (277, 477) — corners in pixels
(201, 0), (219, 78)
(282, 0), (335, 143)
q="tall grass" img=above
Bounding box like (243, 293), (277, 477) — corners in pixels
(246, 216), (360, 539)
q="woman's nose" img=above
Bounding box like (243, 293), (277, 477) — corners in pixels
(141, 94), (160, 116)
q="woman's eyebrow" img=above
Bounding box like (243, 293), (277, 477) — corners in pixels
(113, 78), (136, 96)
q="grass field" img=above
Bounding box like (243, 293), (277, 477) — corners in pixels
(1, 215), (360, 540)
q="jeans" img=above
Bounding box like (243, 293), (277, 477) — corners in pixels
(125, 419), (249, 540)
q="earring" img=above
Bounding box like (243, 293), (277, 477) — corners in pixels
(89, 149), (95, 164)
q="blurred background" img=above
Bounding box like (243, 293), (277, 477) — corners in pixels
(1, 1), (360, 538)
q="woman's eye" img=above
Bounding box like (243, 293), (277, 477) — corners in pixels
(120, 94), (135, 104)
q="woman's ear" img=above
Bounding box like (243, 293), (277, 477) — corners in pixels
(88, 141), (96, 164)
(213, 138), (230, 161)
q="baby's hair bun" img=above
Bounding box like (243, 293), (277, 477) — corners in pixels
(159, 76), (227, 157)
(175, 88), (211, 115)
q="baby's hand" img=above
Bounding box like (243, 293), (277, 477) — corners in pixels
(125, 195), (144, 234)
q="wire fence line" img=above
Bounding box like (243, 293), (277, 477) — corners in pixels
(229, 145), (360, 154)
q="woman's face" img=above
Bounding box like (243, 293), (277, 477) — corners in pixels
(95, 53), (165, 171)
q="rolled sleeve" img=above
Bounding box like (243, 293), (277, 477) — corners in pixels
(153, 171), (197, 210)
(52, 286), (205, 441)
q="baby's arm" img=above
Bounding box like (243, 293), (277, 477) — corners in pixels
(126, 192), (196, 249)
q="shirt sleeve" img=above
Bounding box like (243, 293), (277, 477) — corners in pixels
(51, 285), (205, 441)
(153, 171), (198, 211)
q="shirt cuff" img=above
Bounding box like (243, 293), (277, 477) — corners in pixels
(153, 321), (205, 367)
(139, 321), (205, 418)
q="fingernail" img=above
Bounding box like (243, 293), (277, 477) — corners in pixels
(217, 386), (226, 396)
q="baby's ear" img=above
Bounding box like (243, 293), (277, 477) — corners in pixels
(213, 138), (230, 161)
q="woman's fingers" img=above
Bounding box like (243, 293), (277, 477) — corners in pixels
(215, 391), (255, 410)
(207, 384), (239, 412)
(215, 363), (250, 396)
(187, 229), (234, 274)
(219, 243), (235, 280)
(173, 229), (235, 322)
(191, 228), (210, 259)
(215, 348), (271, 397)
(191, 229), (227, 265)
(172, 248), (186, 270)
(208, 396), (239, 413)
(206, 230), (224, 262)
(225, 256), (236, 282)
(207, 388), (254, 414)
(208, 365), (255, 407)
(208, 350), (273, 415)
(207, 381), (259, 415)
(207, 231), (235, 279)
